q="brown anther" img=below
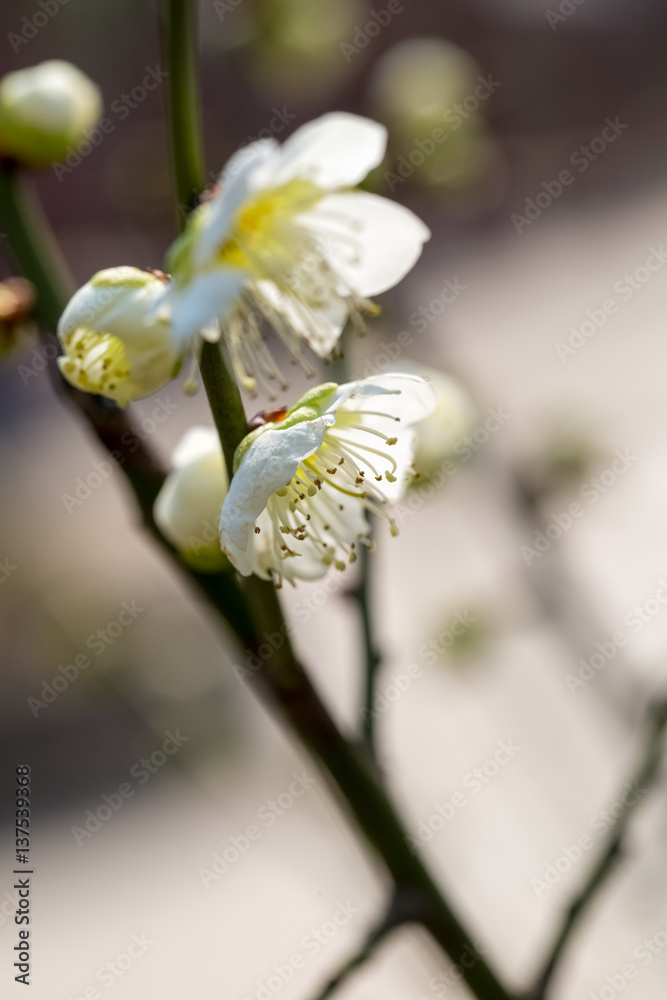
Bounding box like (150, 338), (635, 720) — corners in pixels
(254, 526), (261, 534)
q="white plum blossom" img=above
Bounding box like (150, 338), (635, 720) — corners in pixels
(57, 267), (184, 407)
(219, 373), (436, 584)
(160, 112), (430, 394)
(154, 427), (229, 571)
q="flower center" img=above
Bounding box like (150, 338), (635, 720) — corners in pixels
(218, 179), (324, 273)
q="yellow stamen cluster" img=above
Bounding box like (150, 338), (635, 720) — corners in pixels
(59, 326), (129, 398)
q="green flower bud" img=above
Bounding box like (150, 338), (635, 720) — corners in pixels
(0, 60), (102, 167)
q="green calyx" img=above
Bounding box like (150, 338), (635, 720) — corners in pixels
(232, 382), (340, 474)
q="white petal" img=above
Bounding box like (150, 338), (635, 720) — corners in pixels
(197, 140), (278, 262)
(343, 374), (437, 425)
(164, 269), (246, 341)
(219, 416), (334, 553)
(258, 113), (387, 191)
(300, 191), (430, 297)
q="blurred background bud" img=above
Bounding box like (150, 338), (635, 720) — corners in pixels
(0, 60), (102, 168)
(245, 0), (365, 104)
(392, 360), (477, 481)
(0, 276), (36, 360)
(369, 38), (502, 196)
(154, 426), (230, 572)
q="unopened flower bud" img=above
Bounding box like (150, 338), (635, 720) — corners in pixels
(57, 266), (183, 407)
(154, 427), (229, 572)
(0, 60), (102, 167)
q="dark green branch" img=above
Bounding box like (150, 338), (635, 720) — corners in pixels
(160, 0), (206, 218)
(241, 576), (517, 1000)
(199, 339), (248, 482)
(159, 0), (248, 479)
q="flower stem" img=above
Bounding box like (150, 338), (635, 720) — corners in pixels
(0, 162), (72, 322)
(160, 0), (248, 478)
(160, 0), (206, 219)
(199, 339), (248, 481)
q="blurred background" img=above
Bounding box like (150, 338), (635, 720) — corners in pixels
(2, 0), (667, 997)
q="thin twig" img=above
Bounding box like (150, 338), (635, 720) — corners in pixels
(353, 521), (383, 752)
(308, 891), (416, 1000)
(528, 701), (667, 1000)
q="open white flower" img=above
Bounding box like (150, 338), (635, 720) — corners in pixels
(160, 113), (430, 394)
(154, 427), (229, 571)
(58, 267), (184, 407)
(219, 373), (436, 584)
